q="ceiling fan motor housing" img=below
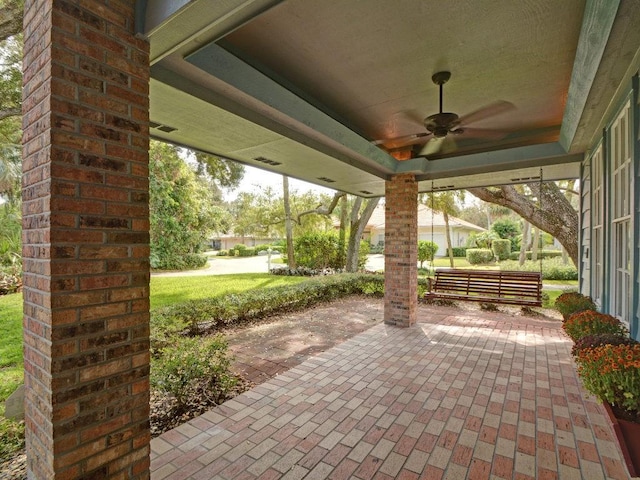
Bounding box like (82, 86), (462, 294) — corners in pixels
(424, 112), (461, 137)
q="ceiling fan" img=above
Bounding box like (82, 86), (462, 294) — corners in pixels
(374, 71), (515, 157)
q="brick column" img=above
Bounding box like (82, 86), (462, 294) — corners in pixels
(22, 1), (150, 478)
(384, 174), (418, 327)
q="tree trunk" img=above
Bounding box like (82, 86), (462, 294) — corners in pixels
(519, 221), (530, 266)
(337, 195), (348, 268)
(531, 227), (540, 262)
(346, 197), (379, 272)
(283, 176), (296, 268)
(443, 211), (454, 268)
(467, 182), (579, 267)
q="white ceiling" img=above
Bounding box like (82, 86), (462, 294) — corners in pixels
(139, 0), (640, 196)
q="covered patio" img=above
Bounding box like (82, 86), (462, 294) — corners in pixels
(150, 304), (630, 480)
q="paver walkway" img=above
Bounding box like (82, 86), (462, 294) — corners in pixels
(150, 305), (632, 479)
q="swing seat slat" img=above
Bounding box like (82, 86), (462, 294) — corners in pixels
(425, 269), (543, 307)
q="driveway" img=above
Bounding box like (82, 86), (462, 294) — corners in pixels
(152, 254), (386, 277)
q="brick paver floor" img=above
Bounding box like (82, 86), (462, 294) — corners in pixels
(150, 304), (632, 479)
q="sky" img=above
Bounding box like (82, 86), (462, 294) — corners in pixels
(223, 164), (336, 201)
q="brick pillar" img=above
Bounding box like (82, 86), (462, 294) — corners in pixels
(384, 174), (418, 327)
(22, 1), (150, 478)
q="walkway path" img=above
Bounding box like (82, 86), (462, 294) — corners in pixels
(150, 304), (630, 479)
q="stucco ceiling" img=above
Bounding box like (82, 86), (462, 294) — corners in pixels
(139, 0), (640, 197)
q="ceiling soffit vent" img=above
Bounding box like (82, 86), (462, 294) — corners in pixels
(359, 190), (373, 195)
(317, 177), (335, 183)
(432, 185), (455, 191)
(150, 121), (177, 133)
(510, 176), (541, 182)
(254, 156), (282, 166)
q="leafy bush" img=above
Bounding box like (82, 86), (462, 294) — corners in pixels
(467, 231), (500, 249)
(554, 291), (596, 319)
(449, 247), (467, 257)
(499, 258), (578, 281)
(571, 333), (638, 357)
(237, 248), (256, 257)
(294, 232), (340, 269)
(508, 250), (563, 260)
(491, 218), (521, 251)
(150, 335), (237, 408)
(466, 248), (495, 264)
(369, 243), (384, 254)
(491, 239), (511, 261)
(562, 310), (628, 342)
(418, 241), (438, 268)
(271, 266), (342, 276)
(150, 252), (207, 271)
(233, 244), (247, 253)
(217, 250), (228, 256)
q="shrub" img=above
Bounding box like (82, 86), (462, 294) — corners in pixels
(449, 247), (466, 257)
(358, 240), (370, 269)
(237, 248), (256, 257)
(571, 333), (638, 357)
(508, 250), (564, 261)
(150, 273), (428, 333)
(491, 239), (511, 261)
(562, 310), (628, 342)
(575, 343), (640, 414)
(466, 248), (495, 265)
(294, 232), (340, 269)
(555, 291), (596, 319)
(491, 218), (521, 251)
(217, 249), (228, 256)
(150, 252), (207, 271)
(418, 241), (438, 268)
(467, 231), (500, 249)
(150, 335), (237, 408)
(499, 258), (577, 281)
(370, 243), (384, 254)
(228, 248), (236, 256)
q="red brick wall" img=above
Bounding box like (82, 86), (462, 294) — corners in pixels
(384, 174), (418, 327)
(22, 1), (150, 478)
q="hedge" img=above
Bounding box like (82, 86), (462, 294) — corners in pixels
(491, 239), (511, 261)
(466, 248), (495, 264)
(498, 258), (578, 280)
(508, 250), (563, 261)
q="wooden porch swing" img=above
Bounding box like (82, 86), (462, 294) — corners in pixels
(424, 176), (543, 308)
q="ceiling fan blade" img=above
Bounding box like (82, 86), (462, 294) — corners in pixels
(373, 132), (431, 149)
(457, 100), (515, 127)
(418, 137), (445, 156)
(456, 127), (510, 140)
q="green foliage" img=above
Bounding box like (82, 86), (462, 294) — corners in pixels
(217, 249), (229, 256)
(491, 218), (520, 251)
(554, 291), (597, 319)
(491, 239), (511, 261)
(193, 151), (245, 189)
(0, 291), (22, 369)
(417, 241), (438, 268)
(449, 247), (467, 257)
(466, 248), (495, 264)
(562, 310), (627, 342)
(358, 240), (370, 269)
(237, 247), (256, 257)
(508, 250), (564, 260)
(294, 232), (340, 269)
(150, 336), (236, 407)
(149, 141), (230, 270)
(499, 258), (578, 280)
(0, 414), (24, 463)
(467, 230), (500, 249)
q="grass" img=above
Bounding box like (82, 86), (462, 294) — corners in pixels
(150, 273), (305, 309)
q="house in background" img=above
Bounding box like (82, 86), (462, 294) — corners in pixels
(365, 203), (485, 255)
(210, 233), (277, 251)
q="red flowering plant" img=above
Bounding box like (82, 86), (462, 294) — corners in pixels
(554, 291), (596, 320)
(575, 343), (640, 421)
(562, 310), (628, 342)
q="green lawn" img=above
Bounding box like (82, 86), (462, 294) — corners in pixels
(0, 274), (307, 403)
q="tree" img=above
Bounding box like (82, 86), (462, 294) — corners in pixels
(0, 1), (22, 45)
(418, 241), (438, 269)
(467, 182), (579, 267)
(283, 175), (296, 268)
(149, 141), (230, 269)
(422, 191), (464, 268)
(345, 197), (379, 272)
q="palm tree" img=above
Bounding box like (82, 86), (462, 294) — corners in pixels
(422, 191), (465, 268)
